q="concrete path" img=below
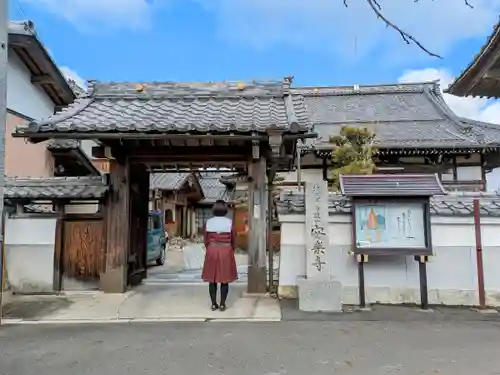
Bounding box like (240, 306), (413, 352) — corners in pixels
(1, 284), (281, 324)
(1, 246), (282, 324)
(147, 246), (279, 285)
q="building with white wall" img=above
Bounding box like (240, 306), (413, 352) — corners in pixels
(6, 20), (97, 178)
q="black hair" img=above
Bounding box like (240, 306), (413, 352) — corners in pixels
(212, 200), (228, 217)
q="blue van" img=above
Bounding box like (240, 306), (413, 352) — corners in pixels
(147, 210), (168, 266)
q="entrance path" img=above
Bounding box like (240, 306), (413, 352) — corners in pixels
(147, 242), (279, 285)
(1, 284), (281, 324)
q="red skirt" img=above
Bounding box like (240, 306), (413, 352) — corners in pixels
(202, 244), (238, 284)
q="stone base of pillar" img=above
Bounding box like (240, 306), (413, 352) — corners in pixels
(100, 266), (127, 293)
(247, 265), (267, 294)
(297, 276), (343, 312)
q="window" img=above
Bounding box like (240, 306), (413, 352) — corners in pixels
(152, 215), (162, 230)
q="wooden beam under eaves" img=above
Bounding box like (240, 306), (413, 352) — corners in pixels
(31, 74), (56, 85)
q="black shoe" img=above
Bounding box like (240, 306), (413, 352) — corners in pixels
(219, 304), (226, 312)
(211, 304), (219, 311)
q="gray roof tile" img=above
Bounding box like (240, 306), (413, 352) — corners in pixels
(277, 191), (500, 217)
(47, 139), (79, 150)
(293, 82), (500, 149)
(459, 117), (500, 144)
(340, 174), (446, 197)
(5, 176), (108, 200)
(15, 80), (310, 136)
(150, 173), (190, 190)
(199, 172), (233, 203)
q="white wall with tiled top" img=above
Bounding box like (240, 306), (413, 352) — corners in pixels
(278, 213), (500, 307)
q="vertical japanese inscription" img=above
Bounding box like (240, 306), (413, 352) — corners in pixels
(309, 183), (327, 272)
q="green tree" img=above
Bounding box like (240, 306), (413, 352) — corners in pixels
(329, 126), (376, 191)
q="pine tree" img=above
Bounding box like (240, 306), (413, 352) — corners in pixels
(329, 126), (376, 191)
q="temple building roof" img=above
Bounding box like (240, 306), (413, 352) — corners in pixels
(13, 79), (311, 138)
(293, 82), (500, 152)
(446, 21), (500, 98)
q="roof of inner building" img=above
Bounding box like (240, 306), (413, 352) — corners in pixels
(293, 81), (500, 151)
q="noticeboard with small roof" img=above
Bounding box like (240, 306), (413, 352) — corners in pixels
(340, 174), (446, 256)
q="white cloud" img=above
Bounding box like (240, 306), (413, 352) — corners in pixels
(20, 0), (156, 31)
(398, 67), (500, 192)
(398, 68), (500, 124)
(59, 66), (86, 89)
(197, 0), (500, 60)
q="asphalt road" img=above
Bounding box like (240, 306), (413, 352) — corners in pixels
(1, 321), (500, 375)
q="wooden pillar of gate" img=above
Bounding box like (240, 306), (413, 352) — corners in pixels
(247, 156), (267, 293)
(100, 159), (131, 293)
(128, 163), (150, 285)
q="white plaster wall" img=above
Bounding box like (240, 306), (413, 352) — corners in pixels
(4, 217), (57, 293)
(7, 50), (55, 119)
(279, 169), (322, 185)
(280, 220), (306, 286)
(80, 140), (98, 161)
(64, 203), (99, 214)
(279, 214), (500, 307)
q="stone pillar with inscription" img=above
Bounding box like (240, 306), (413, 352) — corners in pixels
(297, 177), (343, 312)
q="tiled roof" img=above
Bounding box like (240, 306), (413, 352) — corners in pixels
(199, 172), (234, 203)
(459, 117), (500, 144)
(277, 191), (500, 217)
(446, 21), (500, 98)
(15, 79), (311, 136)
(150, 173), (190, 190)
(340, 174), (446, 197)
(45, 139), (101, 176)
(5, 176), (108, 200)
(25, 204), (54, 213)
(67, 79), (86, 97)
(47, 139), (79, 150)
(293, 82), (500, 150)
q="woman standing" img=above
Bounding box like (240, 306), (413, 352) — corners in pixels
(201, 200), (238, 311)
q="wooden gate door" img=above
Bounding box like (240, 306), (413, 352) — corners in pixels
(62, 218), (105, 291)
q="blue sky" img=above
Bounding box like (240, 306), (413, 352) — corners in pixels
(10, 0), (500, 122)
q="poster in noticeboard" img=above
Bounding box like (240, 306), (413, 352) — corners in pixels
(354, 202), (427, 250)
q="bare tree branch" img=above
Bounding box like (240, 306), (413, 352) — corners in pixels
(343, 0), (474, 58)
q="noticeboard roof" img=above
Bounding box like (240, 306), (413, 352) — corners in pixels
(340, 174), (446, 197)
